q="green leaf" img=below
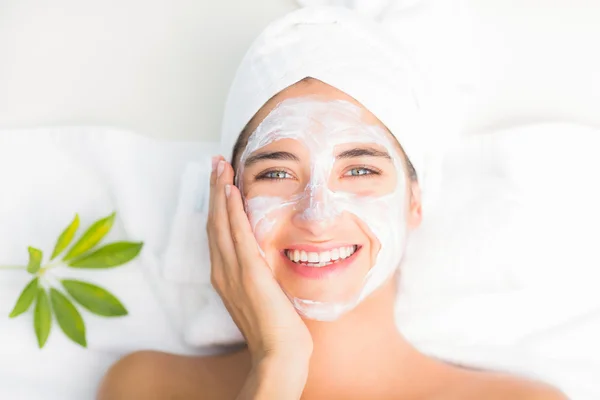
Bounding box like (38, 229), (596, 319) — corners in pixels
(67, 241), (143, 269)
(51, 214), (80, 260)
(9, 277), (39, 318)
(63, 212), (116, 261)
(26, 247), (42, 274)
(34, 288), (52, 348)
(50, 288), (87, 348)
(61, 279), (128, 317)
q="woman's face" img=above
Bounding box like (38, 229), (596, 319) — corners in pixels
(235, 79), (422, 307)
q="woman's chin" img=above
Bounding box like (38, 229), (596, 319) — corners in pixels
(275, 269), (369, 304)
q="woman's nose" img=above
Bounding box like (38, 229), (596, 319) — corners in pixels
(291, 184), (338, 235)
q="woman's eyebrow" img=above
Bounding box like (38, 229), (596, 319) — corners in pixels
(244, 147), (390, 167)
(336, 147), (391, 160)
(244, 151), (300, 167)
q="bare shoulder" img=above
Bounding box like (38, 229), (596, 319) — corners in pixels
(447, 368), (569, 400)
(96, 347), (251, 400)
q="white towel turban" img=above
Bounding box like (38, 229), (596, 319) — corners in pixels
(219, 6), (444, 204)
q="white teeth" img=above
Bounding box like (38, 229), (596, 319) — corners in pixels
(285, 246), (358, 266)
(319, 251), (330, 263)
(330, 248), (339, 260)
(307, 252), (319, 263)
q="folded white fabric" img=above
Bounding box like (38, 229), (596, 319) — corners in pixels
(162, 157), (214, 285)
(294, 0), (476, 132)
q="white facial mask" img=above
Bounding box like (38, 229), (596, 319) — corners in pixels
(236, 97), (409, 321)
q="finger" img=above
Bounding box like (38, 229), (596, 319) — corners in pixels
(225, 183), (265, 265)
(207, 155), (225, 277)
(225, 184), (284, 307)
(207, 155), (226, 249)
(207, 216), (223, 269)
(212, 161), (239, 270)
(208, 155), (225, 220)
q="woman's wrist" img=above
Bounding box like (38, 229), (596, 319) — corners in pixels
(260, 355), (309, 397)
(260, 350), (311, 373)
(251, 338), (313, 369)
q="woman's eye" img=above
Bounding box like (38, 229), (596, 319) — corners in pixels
(344, 167), (377, 177)
(256, 170), (293, 180)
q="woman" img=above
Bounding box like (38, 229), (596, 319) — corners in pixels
(98, 7), (566, 400)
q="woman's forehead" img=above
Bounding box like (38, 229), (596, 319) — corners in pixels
(244, 98), (401, 159)
(246, 78), (387, 137)
(235, 78), (406, 172)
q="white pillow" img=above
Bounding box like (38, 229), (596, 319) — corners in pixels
(395, 123), (600, 398)
(398, 122), (600, 339)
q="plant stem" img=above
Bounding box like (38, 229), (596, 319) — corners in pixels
(37, 261), (63, 276)
(0, 265), (26, 270)
(45, 261), (62, 270)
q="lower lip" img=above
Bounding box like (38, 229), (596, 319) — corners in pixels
(281, 247), (361, 279)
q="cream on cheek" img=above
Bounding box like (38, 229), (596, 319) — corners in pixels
(235, 97), (409, 321)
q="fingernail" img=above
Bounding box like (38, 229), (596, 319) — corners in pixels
(217, 160), (225, 177)
(211, 156), (219, 171)
(225, 184), (231, 198)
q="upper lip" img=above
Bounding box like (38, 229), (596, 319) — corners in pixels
(283, 243), (359, 252)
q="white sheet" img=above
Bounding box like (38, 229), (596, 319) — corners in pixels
(1, 124), (599, 399)
(396, 123), (600, 399)
(0, 128), (218, 400)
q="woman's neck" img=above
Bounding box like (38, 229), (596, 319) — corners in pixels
(303, 278), (401, 354)
(300, 278), (429, 397)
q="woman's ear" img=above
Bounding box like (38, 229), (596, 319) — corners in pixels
(407, 181), (422, 229)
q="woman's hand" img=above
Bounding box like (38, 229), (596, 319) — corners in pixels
(207, 156), (313, 366)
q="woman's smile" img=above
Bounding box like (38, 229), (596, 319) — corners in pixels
(279, 243), (363, 279)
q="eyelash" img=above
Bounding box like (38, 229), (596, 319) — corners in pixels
(343, 166), (381, 178)
(254, 166), (381, 181)
(255, 170), (294, 181)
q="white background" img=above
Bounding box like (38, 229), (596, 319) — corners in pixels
(0, 0), (298, 141)
(1, 0), (599, 141)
